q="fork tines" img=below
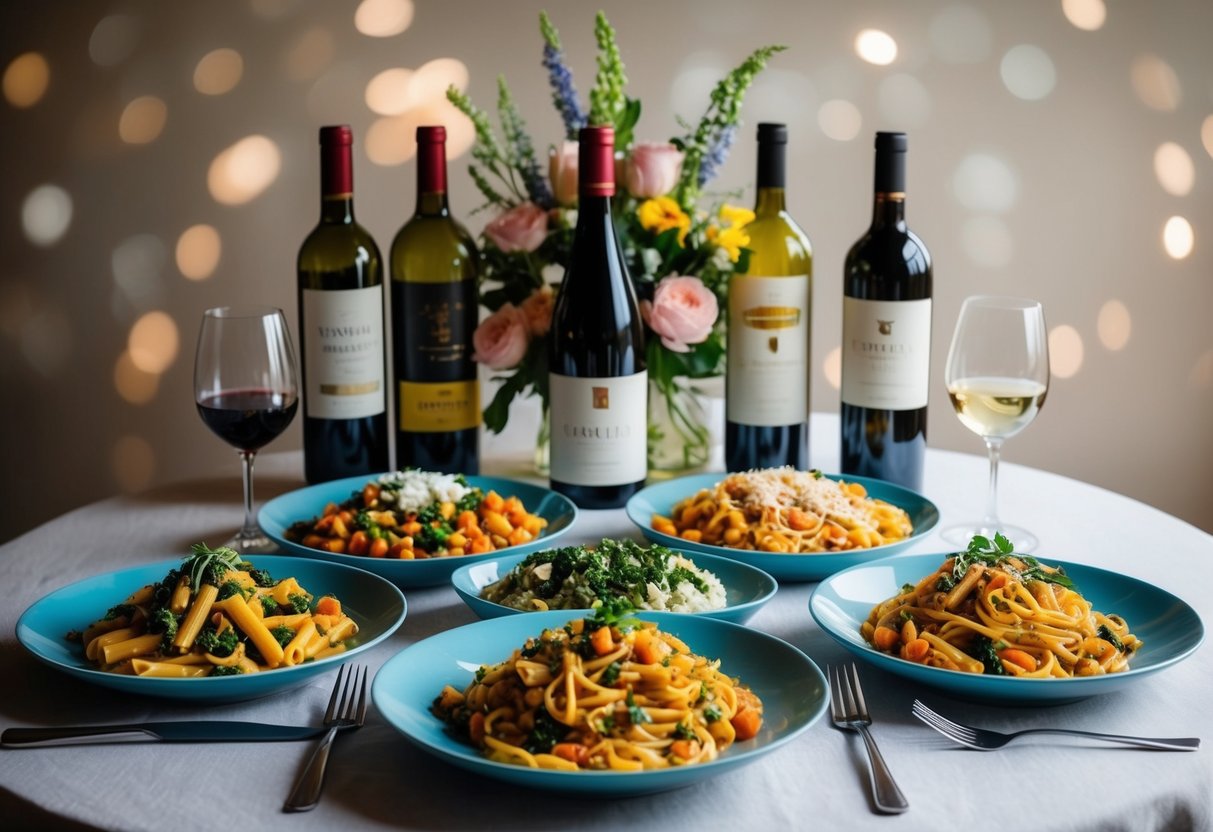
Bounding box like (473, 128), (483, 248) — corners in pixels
(911, 699), (977, 742)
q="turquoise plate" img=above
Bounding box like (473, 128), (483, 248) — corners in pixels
(15, 556), (406, 703)
(625, 472), (940, 582)
(259, 474), (577, 588)
(809, 551), (1205, 704)
(450, 548), (778, 624)
(373, 611), (827, 796)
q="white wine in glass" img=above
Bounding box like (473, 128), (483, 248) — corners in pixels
(941, 296), (1049, 551)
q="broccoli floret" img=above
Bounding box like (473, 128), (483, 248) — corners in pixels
(196, 625), (239, 658)
(148, 607), (179, 651)
(287, 593), (312, 614)
(524, 710), (565, 754)
(209, 665), (243, 677)
(104, 603), (136, 622)
(270, 625), (296, 648)
(455, 488), (483, 514)
(415, 523), (450, 553)
(217, 579), (247, 601)
(246, 568), (275, 588)
(972, 635), (1007, 675)
(260, 596), (280, 617)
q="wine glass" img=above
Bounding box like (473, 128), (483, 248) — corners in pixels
(194, 306), (299, 554)
(941, 295), (1049, 551)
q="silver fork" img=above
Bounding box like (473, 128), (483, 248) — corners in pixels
(828, 664), (909, 814)
(283, 664), (369, 812)
(912, 699), (1200, 752)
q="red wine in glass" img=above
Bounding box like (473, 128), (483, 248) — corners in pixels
(197, 389), (299, 452)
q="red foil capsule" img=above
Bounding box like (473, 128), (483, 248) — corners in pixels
(578, 126), (615, 198)
(318, 124), (353, 197)
(416, 126), (448, 194)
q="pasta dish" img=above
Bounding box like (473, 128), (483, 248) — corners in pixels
(653, 467), (912, 553)
(861, 535), (1141, 677)
(431, 612), (763, 770)
(70, 545), (358, 677)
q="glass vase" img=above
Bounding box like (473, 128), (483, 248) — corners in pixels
(647, 376), (714, 479)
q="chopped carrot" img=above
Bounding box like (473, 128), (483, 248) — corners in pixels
(468, 712), (486, 745)
(368, 537), (389, 558)
(902, 638), (930, 662)
(361, 483), (379, 506)
(872, 626), (900, 652)
(347, 531), (370, 556)
(730, 707), (762, 741)
(669, 739), (701, 760)
(998, 648), (1037, 672)
(507, 527), (533, 547)
(986, 573), (1008, 592)
(551, 743), (589, 767)
(632, 629), (671, 665)
(483, 490), (504, 513)
(469, 537), (492, 554)
(456, 510), (478, 531)
(589, 626), (615, 657)
(787, 508), (819, 531)
(314, 596), (341, 617)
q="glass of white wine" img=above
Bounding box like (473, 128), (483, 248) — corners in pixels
(941, 295), (1049, 551)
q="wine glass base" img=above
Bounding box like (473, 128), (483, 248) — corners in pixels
(222, 531), (280, 556)
(940, 522), (1039, 553)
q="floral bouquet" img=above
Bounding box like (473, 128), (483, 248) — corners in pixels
(449, 10), (782, 474)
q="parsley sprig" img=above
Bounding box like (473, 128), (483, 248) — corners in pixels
(953, 533), (1075, 590)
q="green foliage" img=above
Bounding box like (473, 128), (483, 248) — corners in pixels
(196, 625), (239, 658)
(182, 543), (243, 591)
(953, 534), (1076, 590)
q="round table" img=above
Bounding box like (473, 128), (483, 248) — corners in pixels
(1, 413), (1209, 832)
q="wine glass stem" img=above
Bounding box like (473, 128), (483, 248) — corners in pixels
(239, 450), (259, 539)
(982, 437), (1003, 532)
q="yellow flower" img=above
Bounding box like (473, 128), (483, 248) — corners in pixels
(707, 223), (750, 263)
(719, 203), (755, 228)
(637, 196), (691, 243)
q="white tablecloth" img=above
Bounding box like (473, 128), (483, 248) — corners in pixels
(1, 413), (1210, 832)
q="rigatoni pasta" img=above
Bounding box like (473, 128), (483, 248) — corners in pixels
(69, 544), (359, 677)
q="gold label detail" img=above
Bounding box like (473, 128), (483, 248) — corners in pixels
(399, 380), (480, 432)
(592, 387), (610, 409)
(742, 305), (801, 330)
(320, 381), (380, 396)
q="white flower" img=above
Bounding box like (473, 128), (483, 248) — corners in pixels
(642, 247), (662, 276)
(711, 245), (734, 270)
(561, 209), (578, 229)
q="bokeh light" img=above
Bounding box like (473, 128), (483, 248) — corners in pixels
(355, 0), (414, 37)
(119, 95), (167, 144)
(929, 5), (992, 65)
(1000, 45), (1056, 101)
(817, 99), (862, 142)
(1131, 54), (1181, 111)
(207, 135), (281, 205)
(20, 308), (72, 378)
(1202, 115), (1213, 161)
(21, 184), (73, 247)
(251, 0), (301, 19)
(960, 216), (1014, 268)
(855, 30), (897, 66)
(3, 52), (49, 108)
(409, 58), (470, 104)
(112, 234), (168, 318)
(194, 48), (244, 95)
(823, 346), (842, 390)
(1191, 352), (1213, 389)
(1153, 142), (1195, 196)
(366, 100), (474, 166)
(952, 153), (1018, 213)
(1163, 216), (1194, 259)
(127, 311), (180, 374)
(114, 350), (160, 405)
(366, 68), (415, 115)
(176, 224), (222, 280)
(1097, 299), (1131, 351)
(285, 27), (335, 82)
(670, 53), (728, 120)
(877, 74), (931, 129)
(112, 435), (156, 493)
(89, 14), (140, 66)
(1062, 0), (1106, 31)
(1048, 325), (1084, 379)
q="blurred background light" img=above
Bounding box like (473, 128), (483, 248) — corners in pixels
(1048, 324), (1085, 379)
(111, 435), (156, 492)
(1062, 0), (1107, 31)
(1131, 54), (1181, 111)
(366, 68), (415, 115)
(929, 5), (993, 65)
(1097, 299), (1131, 351)
(207, 135), (281, 205)
(1154, 141), (1195, 196)
(127, 311), (179, 375)
(1164, 215), (1194, 259)
(176, 225), (222, 280)
(408, 58), (469, 104)
(855, 29), (897, 66)
(1000, 44), (1056, 100)
(284, 26), (336, 82)
(1202, 115), (1213, 160)
(823, 346), (842, 390)
(877, 74), (931, 129)
(952, 153), (1018, 213)
(355, 0), (414, 37)
(21, 185), (73, 247)
(817, 99), (862, 141)
(1191, 352), (1213, 389)
(118, 95), (167, 144)
(111, 234), (168, 321)
(3, 52), (49, 108)
(366, 99), (474, 167)
(20, 308), (72, 378)
(89, 14), (141, 67)
(194, 48), (244, 96)
(960, 216), (1014, 268)
(113, 351), (160, 405)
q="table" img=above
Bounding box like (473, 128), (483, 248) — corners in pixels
(1, 413), (1210, 832)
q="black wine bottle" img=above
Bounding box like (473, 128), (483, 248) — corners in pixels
(548, 126), (647, 508)
(726, 123), (812, 472)
(297, 125), (388, 483)
(390, 125), (480, 475)
(840, 131), (933, 491)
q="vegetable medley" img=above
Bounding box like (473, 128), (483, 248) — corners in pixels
(286, 471), (548, 559)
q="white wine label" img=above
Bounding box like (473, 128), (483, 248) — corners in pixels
(726, 274), (810, 426)
(549, 371), (648, 486)
(841, 297), (932, 410)
(302, 286), (385, 420)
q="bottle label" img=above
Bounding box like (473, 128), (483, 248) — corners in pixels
(841, 297), (932, 410)
(726, 274), (810, 426)
(549, 371), (648, 486)
(398, 380), (480, 432)
(395, 280), (475, 370)
(301, 286), (385, 420)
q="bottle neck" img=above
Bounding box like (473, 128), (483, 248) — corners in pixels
(755, 138), (787, 215)
(755, 187), (786, 215)
(871, 147), (907, 229)
(319, 141), (355, 224)
(320, 195), (354, 223)
(416, 138), (449, 217)
(871, 193), (906, 228)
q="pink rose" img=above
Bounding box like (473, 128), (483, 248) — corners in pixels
(472, 303), (529, 370)
(625, 142), (683, 199)
(549, 140), (579, 206)
(640, 275), (718, 353)
(519, 285), (555, 338)
(483, 201), (548, 253)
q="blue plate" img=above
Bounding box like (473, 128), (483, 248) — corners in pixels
(16, 556), (406, 703)
(626, 471), (940, 582)
(810, 551), (1205, 704)
(373, 611), (827, 796)
(259, 474), (578, 588)
(450, 547), (778, 624)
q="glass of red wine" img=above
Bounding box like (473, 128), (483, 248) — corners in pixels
(194, 306), (299, 553)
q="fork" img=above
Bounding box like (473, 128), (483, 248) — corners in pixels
(283, 665), (369, 812)
(911, 699), (1200, 752)
(828, 664), (909, 814)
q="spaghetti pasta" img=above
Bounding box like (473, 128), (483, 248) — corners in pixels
(431, 614), (764, 770)
(861, 536), (1142, 677)
(654, 467), (912, 553)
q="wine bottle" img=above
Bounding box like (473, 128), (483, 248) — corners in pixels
(726, 122), (812, 472)
(840, 131), (933, 491)
(390, 125), (480, 474)
(548, 126), (647, 508)
(297, 125), (388, 483)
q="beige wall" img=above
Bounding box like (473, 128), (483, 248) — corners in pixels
(2, 0), (1210, 543)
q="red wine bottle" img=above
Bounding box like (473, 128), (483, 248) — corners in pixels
(548, 126), (647, 508)
(726, 123), (812, 472)
(297, 125), (388, 483)
(840, 132), (933, 491)
(390, 126), (481, 475)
